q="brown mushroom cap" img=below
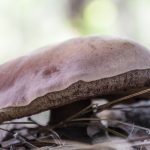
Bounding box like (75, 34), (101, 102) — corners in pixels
(0, 36), (150, 123)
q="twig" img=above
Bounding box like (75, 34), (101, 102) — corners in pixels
(49, 88), (150, 130)
(97, 88), (150, 113)
(110, 105), (150, 111)
(71, 118), (150, 132)
(0, 127), (38, 149)
(29, 117), (63, 146)
(2, 121), (35, 125)
(50, 104), (93, 129)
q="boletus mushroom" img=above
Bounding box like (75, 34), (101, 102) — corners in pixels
(0, 36), (150, 124)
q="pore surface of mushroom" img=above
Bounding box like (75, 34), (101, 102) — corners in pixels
(0, 36), (150, 123)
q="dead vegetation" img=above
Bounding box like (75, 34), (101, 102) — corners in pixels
(1, 89), (150, 150)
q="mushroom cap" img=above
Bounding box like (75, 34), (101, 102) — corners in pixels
(0, 36), (150, 122)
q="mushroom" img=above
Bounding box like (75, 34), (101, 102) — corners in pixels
(0, 36), (150, 123)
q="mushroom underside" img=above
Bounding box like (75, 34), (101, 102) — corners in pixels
(0, 69), (150, 123)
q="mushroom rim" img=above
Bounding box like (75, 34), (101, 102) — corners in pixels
(0, 68), (150, 123)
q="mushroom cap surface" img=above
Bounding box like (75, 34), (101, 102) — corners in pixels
(0, 36), (150, 122)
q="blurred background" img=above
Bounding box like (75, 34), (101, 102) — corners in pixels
(0, 0), (150, 63)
